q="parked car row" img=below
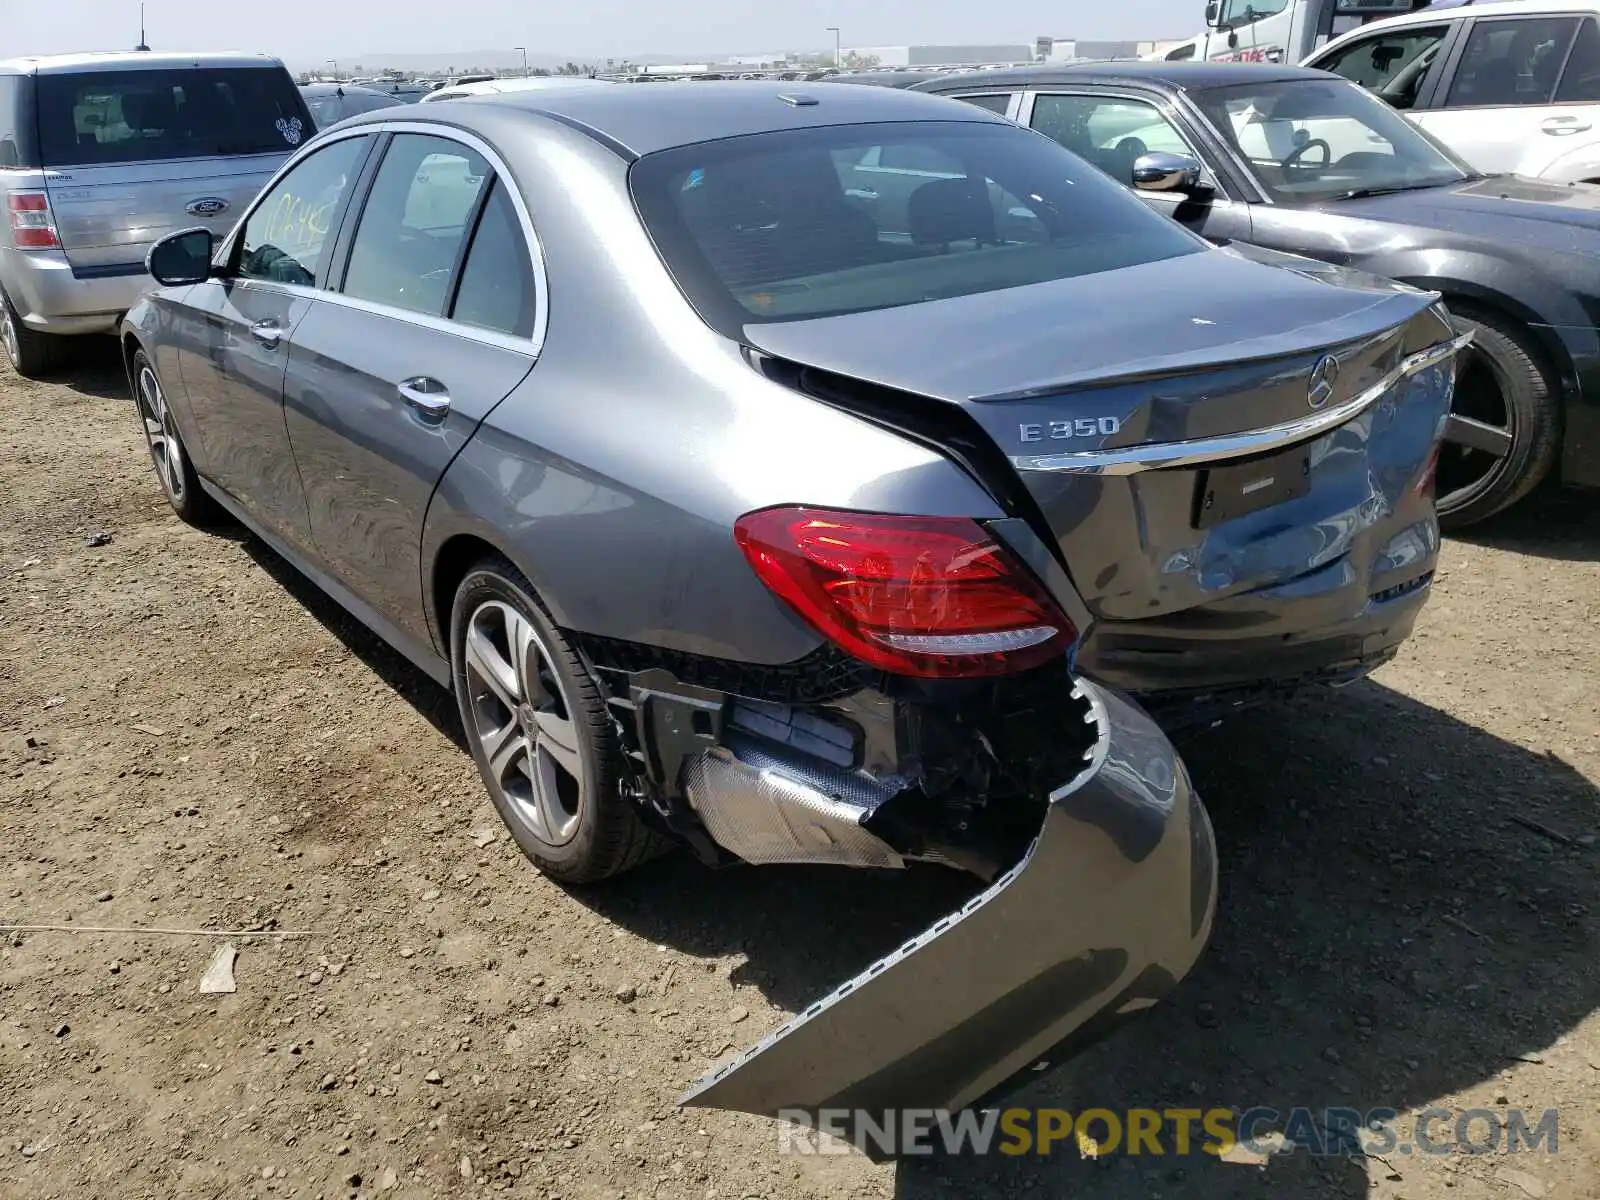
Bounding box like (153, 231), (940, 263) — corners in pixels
(846, 60), (1598, 529)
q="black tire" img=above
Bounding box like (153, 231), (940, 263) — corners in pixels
(1436, 309), (1562, 530)
(131, 348), (219, 527)
(450, 557), (667, 884)
(0, 286), (70, 379)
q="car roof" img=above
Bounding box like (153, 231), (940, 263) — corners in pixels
(421, 76), (616, 103)
(0, 50), (285, 76)
(912, 59), (1334, 94)
(300, 82), (399, 99)
(1313, 0), (1598, 47)
(347, 80), (1009, 158)
(827, 69), (944, 90)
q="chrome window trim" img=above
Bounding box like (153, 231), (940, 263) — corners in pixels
(217, 120), (550, 356)
(1010, 331), (1473, 475)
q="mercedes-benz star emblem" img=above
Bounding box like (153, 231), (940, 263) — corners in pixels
(1307, 354), (1340, 410)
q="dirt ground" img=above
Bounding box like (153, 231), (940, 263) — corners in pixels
(1, 344), (1596, 1200)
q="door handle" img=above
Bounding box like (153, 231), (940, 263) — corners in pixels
(249, 318), (283, 349)
(398, 376), (451, 422)
(1541, 116), (1592, 135)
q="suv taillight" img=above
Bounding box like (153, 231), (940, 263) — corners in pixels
(734, 505), (1076, 679)
(7, 191), (60, 250)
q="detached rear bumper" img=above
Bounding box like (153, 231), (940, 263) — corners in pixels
(680, 679), (1216, 1142)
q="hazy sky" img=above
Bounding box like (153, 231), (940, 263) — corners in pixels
(8, 0), (1200, 61)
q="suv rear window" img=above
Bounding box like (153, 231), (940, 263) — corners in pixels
(35, 67), (310, 167)
(629, 120), (1203, 335)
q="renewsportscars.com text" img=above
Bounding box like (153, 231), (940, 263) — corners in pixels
(776, 1106), (1561, 1158)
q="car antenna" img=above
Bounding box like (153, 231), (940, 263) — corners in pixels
(134, 1), (151, 51)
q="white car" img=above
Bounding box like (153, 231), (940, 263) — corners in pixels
(418, 75), (616, 104)
(1306, 0), (1600, 182)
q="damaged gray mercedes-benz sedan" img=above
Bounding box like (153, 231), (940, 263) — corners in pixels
(122, 81), (1466, 1132)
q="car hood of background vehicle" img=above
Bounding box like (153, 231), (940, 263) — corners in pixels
(741, 243), (1436, 403)
(1336, 175), (1600, 257)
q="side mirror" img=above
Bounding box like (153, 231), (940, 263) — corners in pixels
(1132, 151), (1208, 196)
(1205, 1), (1221, 26)
(146, 227), (215, 287)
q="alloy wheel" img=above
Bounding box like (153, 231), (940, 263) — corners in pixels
(0, 304), (18, 369)
(462, 599), (587, 848)
(1436, 344), (1516, 515)
(137, 364), (186, 503)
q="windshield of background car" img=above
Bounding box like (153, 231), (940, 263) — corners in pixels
(35, 67), (310, 167)
(629, 120), (1206, 333)
(1192, 78), (1470, 204)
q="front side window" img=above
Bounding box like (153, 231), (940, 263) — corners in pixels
(1029, 94), (1198, 185)
(1444, 16), (1580, 107)
(34, 67), (310, 167)
(1315, 26), (1449, 109)
(237, 135), (369, 287)
(1217, 0), (1290, 27)
(630, 120), (1204, 336)
(1194, 78), (1470, 203)
(341, 134), (490, 317)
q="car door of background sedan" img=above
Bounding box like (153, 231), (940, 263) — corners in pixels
(174, 134), (376, 551)
(1019, 90), (1254, 244)
(1410, 13), (1600, 175)
(281, 132), (539, 646)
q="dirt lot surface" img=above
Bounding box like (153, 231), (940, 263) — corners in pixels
(1, 346), (1597, 1200)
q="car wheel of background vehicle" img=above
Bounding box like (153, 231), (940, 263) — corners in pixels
(1435, 309), (1561, 530)
(451, 558), (667, 884)
(0, 287), (67, 379)
(132, 348), (217, 526)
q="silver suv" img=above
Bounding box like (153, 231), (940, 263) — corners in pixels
(0, 51), (312, 377)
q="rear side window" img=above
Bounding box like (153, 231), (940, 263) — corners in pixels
(1556, 18), (1600, 102)
(0, 75), (32, 168)
(952, 93), (1013, 114)
(1444, 16), (1580, 107)
(630, 120), (1203, 336)
(34, 66), (310, 167)
(449, 181), (536, 337)
(341, 134), (490, 317)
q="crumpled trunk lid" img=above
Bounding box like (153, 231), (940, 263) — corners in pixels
(743, 246), (1462, 622)
(680, 679), (1216, 1150)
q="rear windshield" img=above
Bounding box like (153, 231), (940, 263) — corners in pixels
(35, 67), (310, 167)
(630, 120), (1205, 334)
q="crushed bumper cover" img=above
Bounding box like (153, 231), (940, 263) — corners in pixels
(679, 678), (1217, 1142)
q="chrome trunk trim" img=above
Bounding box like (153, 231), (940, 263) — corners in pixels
(1010, 332), (1473, 475)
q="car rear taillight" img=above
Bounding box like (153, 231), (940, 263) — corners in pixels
(7, 191), (60, 250)
(734, 505), (1076, 678)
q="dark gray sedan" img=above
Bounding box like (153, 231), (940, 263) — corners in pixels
(912, 61), (1600, 526)
(121, 82), (1464, 1130)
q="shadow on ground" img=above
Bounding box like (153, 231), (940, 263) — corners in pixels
(1454, 484), (1600, 563)
(225, 511), (1597, 1199)
(49, 336), (128, 401)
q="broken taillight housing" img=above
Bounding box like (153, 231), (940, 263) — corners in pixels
(7, 191), (60, 251)
(734, 505), (1076, 678)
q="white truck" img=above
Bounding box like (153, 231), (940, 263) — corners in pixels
(1155, 0), (1482, 64)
